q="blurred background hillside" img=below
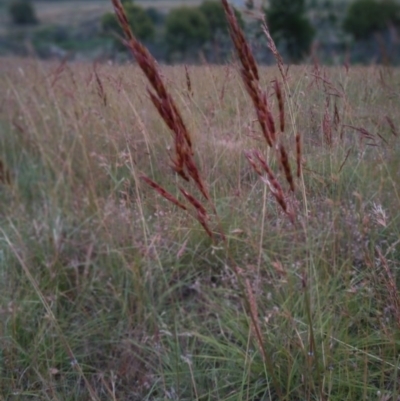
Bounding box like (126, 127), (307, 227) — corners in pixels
(0, 0), (399, 64)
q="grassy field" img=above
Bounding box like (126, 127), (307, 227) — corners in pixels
(0, 0), (350, 26)
(33, 0), (204, 23)
(0, 0), (203, 26)
(0, 0), (201, 26)
(0, 45), (400, 401)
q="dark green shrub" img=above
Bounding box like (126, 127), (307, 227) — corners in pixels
(165, 7), (210, 57)
(145, 7), (165, 25)
(265, 0), (315, 62)
(101, 0), (155, 50)
(343, 0), (400, 40)
(33, 25), (69, 44)
(8, 0), (37, 25)
(198, 0), (244, 40)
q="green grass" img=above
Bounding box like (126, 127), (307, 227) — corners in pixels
(0, 58), (399, 400)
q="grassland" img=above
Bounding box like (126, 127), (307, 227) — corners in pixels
(32, 0), (204, 24)
(0, 52), (399, 401)
(0, 0), (203, 27)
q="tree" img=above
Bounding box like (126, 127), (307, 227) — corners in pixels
(165, 7), (210, 58)
(265, 0), (315, 62)
(145, 7), (165, 26)
(343, 0), (400, 40)
(9, 0), (38, 25)
(101, 0), (155, 50)
(198, 0), (244, 40)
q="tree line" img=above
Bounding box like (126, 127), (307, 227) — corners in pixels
(7, 0), (400, 63)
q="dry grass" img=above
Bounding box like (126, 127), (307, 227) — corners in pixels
(0, 29), (400, 400)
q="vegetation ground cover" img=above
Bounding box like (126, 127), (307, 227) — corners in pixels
(0, 0), (203, 26)
(0, 42), (399, 401)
